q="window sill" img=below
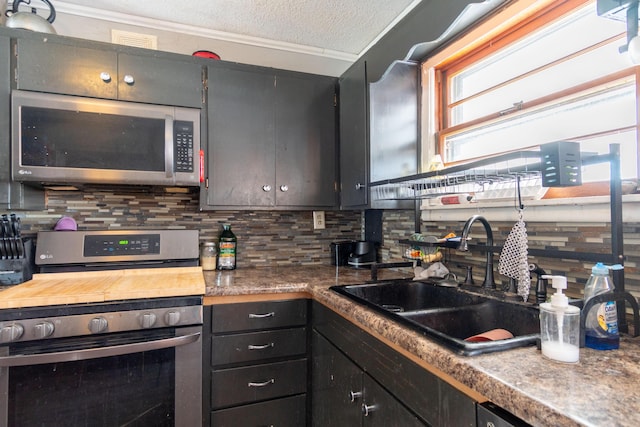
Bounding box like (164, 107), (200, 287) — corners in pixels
(420, 194), (640, 223)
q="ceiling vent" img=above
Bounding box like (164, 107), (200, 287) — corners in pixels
(111, 30), (158, 50)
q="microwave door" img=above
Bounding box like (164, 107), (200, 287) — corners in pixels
(11, 91), (200, 187)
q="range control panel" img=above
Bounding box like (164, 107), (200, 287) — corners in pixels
(35, 229), (200, 266)
(83, 234), (161, 257)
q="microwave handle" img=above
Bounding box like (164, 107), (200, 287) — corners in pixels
(165, 115), (174, 179)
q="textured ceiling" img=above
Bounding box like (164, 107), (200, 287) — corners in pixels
(51, 0), (421, 57)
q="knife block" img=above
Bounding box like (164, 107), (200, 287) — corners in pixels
(0, 238), (35, 285)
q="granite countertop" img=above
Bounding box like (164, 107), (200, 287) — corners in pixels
(204, 265), (640, 427)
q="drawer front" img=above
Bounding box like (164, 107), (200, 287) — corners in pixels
(211, 394), (307, 427)
(212, 327), (307, 366)
(211, 358), (307, 409)
(211, 299), (307, 333)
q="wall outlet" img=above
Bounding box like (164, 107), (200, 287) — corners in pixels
(313, 211), (326, 230)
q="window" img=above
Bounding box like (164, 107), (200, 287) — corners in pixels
(427, 0), (639, 183)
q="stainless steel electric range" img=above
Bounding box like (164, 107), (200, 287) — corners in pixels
(0, 229), (203, 427)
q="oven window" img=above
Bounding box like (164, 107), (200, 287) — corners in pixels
(20, 107), (165, 172)
(8, 346), (175, 427)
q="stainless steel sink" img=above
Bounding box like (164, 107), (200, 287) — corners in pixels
(330, 280), (540, 356)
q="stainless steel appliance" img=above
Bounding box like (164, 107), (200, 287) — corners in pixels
(0, 229), (203, 427)
(10, 90), (201, 187)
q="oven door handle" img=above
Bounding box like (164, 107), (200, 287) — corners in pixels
(0, 332), (201, 367)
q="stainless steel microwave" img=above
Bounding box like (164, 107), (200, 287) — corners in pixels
(10, 90), (202, 187)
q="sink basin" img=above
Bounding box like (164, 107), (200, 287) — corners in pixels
(330, 280), (540, 356)
(331, 280), (487, 312)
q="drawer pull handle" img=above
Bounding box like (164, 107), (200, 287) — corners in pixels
(248, 312), (275, 319)
(362, 404), (378, 417)
(248, 379), (275, 388)
(248, 342), (275, 350)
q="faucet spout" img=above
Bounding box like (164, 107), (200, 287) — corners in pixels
(458, 215), (495, 289)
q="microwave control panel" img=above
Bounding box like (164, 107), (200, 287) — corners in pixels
(174, 120), (194, 172)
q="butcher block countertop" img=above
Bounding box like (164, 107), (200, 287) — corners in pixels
(0, 266), (205, 309)
(204, 265), (640, 427)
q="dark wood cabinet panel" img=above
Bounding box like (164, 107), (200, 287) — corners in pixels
(363, 374), (426, 427)
(203, 62), (338, 209)
(312, 302), (476, 427)
(0, 36), (45, 209)
(211, 299), (308, 333)
(211, 327), (307, 366)
(274, 71), (337, 207)
(204, 300), (309, 426)
(15, 38), (202, 108)
(211, 394), (307, 427)
(211, 358), (307, 409)
(116, 53), (203, 108)
(312, 330), (364, 426)
(206, 62), (275, 207)
(16, 38), (118, 99)
(338, 60), (368, 208)
(312, 329), (427, 426)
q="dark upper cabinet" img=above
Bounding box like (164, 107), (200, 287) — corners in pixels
(15, 37), (203, 108)
(203, 61), (337, 209)
(339, 60), (368, 209)
(274, 70), (337, 207)
(205, 62), (275, 208)
(337, 1), (497, 209)
(0, 35), (44, 209)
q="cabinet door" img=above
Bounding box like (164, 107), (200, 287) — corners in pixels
(339, 60), (369, 208)
(274, 72), (337, 207)
(117, 53), (202, 108)
(16, 38), (118, 98)
(363, 374), (426, 427)
(206, 63), (275, 207)
(312, 331), (363, 427)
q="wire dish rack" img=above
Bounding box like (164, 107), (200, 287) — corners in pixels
(369, 151), (544, 201)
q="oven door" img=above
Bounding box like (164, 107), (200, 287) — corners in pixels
(0, 325), (201, 427)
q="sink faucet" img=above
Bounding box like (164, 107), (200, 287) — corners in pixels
(458, 215), (495, 289)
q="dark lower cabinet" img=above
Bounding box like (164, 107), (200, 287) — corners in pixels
(203, 299), (309, 426)
(312, 330), (426, 426)
(211, 395), (307, 427)
(312, 301), (476, 427)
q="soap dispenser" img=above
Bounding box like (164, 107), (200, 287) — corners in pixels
(539, 275), (580, 363)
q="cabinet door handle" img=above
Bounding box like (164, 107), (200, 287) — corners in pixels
(99, 72), (112, 82)
(262, 184), (272, 192)
(355, 183), (366, 190)
(248, 312), (275, 319)
(279, 185), (288, 192)
(362, 404), (378, 416)
(248, 342), (274, 350)
(123, 74), (135, 85)
(248, 379), (275, 387)
(349, 390), (362, 402)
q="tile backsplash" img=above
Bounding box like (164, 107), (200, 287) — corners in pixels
(14, 187), (362, 267)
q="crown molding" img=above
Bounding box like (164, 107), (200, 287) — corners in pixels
(53, 1), (359, 62)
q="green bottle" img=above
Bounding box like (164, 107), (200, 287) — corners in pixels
(217, 224), (237, 270)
